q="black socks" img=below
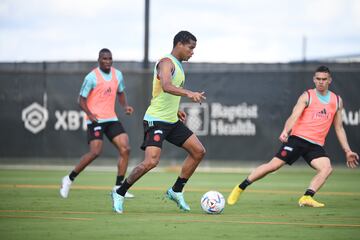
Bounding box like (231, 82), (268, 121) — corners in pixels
(304, 189), (316, 197)
(172, 177), (188, 192)
(69, 171), (79, 181)
(116, 179), (132, 197)
(239, 178), (252, 190)
(116, 176), (124, 186)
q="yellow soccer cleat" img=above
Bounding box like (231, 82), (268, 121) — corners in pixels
(227, 185), (243, 205)
(298, 195), (325, 208)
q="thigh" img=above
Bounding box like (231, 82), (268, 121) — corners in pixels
(264, 157), (287, 171)
(309, 156), (331, 171)
(166, 121), (193, 147)
(112, 133), (130, 150)
(182, 133), (205, 154)
(104, 121), (126, 142)
(88, 139), (103, 154)
(303, 144), (329, 166)
(144, 146), (162, 162)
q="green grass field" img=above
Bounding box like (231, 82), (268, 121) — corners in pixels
(0, 166), (359, 240)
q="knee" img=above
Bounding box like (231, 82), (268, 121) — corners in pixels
(265, 162), (282, 173)
(322, 165), (333, 177)
(120, 145), (131, 157)
(89, 149), (101, 159)
(199, 146), (206, 159)
(193, 146), (206, 161)
(143, 154), (160, 170)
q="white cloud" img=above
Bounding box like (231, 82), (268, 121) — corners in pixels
(352, 0), (360, 28)
(0, 0), (359, 62)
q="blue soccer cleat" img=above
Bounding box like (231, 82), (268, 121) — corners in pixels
(166, 188), (190, 212)
(111, 189), (124, 214)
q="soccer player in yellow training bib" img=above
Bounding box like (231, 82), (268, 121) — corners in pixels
(227, 65), (359, 208)
(111, 31), (206, 213)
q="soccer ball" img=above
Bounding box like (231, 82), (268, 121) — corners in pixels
(200, 191), (225, 214)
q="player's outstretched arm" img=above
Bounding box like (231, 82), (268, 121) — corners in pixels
(333, 97), (359, 168)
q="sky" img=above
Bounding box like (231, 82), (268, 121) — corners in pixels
(0, 0), (359, 63)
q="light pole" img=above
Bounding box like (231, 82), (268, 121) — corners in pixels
(143, 0), (150, 69)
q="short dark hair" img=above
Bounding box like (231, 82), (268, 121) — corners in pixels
(173, 31), (197, 48)
(315, 65), (331, 75)
(99, 48), (111, 57)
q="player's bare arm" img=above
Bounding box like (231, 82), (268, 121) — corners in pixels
(279, 92), (308, 142)
(117, 92), (134, 115)
(158, 59), (206, 103)
(79, 96), (98, 122)
(333, 97), (359, 168)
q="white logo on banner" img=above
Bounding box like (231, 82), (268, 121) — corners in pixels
(181, 102), (258, 136)
(54, 110), (87, 131)
(180, 103), (209, 136)
(342, 109), (359, 126)
(210, 103), (258, 136)
(22, 102), (49, 134)
(22, 95), (87, 134)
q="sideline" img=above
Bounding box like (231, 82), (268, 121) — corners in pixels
(0, 215), (94, 221)
(163, 219), (360, 228)
(0, 164), (255, 173)
(0, 183), (359, 196)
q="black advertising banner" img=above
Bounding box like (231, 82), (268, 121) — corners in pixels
(0, 62), (359, 165)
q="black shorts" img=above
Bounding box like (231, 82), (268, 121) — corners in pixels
(275, 135), (328, 165)
(140, 120), (193, 150)
(87, 121), (126, 143)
